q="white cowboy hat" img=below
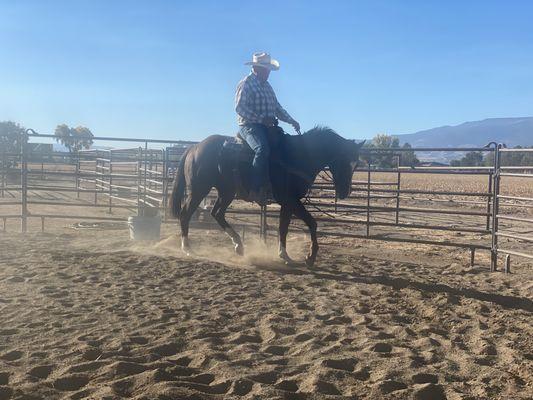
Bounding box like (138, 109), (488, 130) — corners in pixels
(244, 52), (280, 71)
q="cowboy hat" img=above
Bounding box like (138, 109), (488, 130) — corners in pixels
(245, 52), (280, 71)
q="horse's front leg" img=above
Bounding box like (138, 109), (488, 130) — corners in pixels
(278, 204), (294, 264)
(292, 200), (318, 267)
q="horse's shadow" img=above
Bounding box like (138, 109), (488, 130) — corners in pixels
(254, 260), (533, 313)
(248, 258), (309, 275)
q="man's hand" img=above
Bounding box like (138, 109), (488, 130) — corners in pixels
(292, 120), (301, 135)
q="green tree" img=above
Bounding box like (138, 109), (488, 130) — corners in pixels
(362, 134), (418, 168)
(0, 121), (25, 167)
(399, 143), (419, 167)
(0, 121), (25, 153)
(483, 146), (533, 167)
(450, 151), (484, 167)
(54, 124), (94, 152)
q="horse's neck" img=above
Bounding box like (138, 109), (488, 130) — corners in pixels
(286, 133), (342, 178)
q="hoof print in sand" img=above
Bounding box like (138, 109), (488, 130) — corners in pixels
(275, 379), (299, 392)
(263, 345), (288, 356)
(353, 367), (371, 381)
(0, 329), (18, 336)
(129, 336), (149, 345)
(370, 343), (392, 353)
(53, 374), (89, 391)
(186, 373), (215, 385)
(303, 377), (341, 396)
(230, 333), (263, 344)
(294, 333), (313, 343)
(412, 383), (447, 400)
(479, 344), (497, 356)
(108, 361), (148, 377)
(0, 351), (23, 362)
(28, 365), (54, 380)
(0, 386), (13, 399)
(0, 372), (9, 385)
(81, 348), (101, 361)
(150, 342), (181, 357)
(249, 371), (278, 384)
(230, 378), (254, 396)
(411, 372), (438, 384)
(322, 357), (358, 372)
(376, 379), (407, 394)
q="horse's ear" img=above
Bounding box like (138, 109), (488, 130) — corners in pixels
(357, 140), (366, 148)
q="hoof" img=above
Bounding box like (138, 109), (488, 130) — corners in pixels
(305, 256), (316, 268)
(181, 237), (191, 256)
(235, 243), (244, 256)
(279, 252), (295, 266)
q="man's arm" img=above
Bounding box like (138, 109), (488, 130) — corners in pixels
(275, 101), (295, 124)
(275, 100), (301, 134)
(235, 81), (261, 123)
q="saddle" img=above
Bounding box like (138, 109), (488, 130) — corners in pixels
(219, 126), (286, 201)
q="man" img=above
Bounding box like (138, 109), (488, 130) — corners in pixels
(235, 52), (300, 203)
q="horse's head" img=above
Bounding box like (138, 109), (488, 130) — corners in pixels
(329, 139), (365, 199)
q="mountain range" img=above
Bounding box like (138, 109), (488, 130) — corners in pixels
(395, 117), (533, 148)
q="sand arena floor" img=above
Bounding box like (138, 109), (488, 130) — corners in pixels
(0, 223), (532, 400)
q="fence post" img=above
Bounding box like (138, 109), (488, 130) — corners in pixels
(162, 148), (168, 222)
(1, 144), (5, 198)
(366, 156), (371, 237)
(504, 254), (511, 274)
(20, 131), (28, 233)
(94, 156), (99, 205)
(486, 171), (493, 231)
(143, 141), (148, 215)
(395, 154), (401, 225)
(137, 147), (142, 216)
(75, 151), (80, 199)
(490, 144), (502, 272)
(108, 153), (113, 214)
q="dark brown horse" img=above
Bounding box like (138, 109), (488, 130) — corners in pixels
(169, 126), (364, 267)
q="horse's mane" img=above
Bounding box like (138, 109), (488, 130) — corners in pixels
(302, 125), (342, 140)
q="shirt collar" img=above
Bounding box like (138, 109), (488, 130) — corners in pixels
(249, 72), (267, 85)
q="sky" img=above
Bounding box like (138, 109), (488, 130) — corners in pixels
(1, 0), (533, 143)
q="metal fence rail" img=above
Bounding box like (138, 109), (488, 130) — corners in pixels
(491, 146), (533, 272)
(1, 131), (532, 271)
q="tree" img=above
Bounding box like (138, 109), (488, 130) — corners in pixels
(361, 134), (418, 168)
(450, 151), (484, 167)
(0, 121), (25, 167)
(399, 143), (419, 167)
(54, 124), (94, 152)
(0, 121), (25, 154)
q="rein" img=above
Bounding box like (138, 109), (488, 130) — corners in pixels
(302, 167), (338, 219)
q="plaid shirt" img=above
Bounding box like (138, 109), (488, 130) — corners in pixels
(235, 73), (295, 126)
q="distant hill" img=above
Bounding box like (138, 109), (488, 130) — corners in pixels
(395, 117), (533, 148)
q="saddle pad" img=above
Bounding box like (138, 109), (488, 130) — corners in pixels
(222, 137), (253, 162)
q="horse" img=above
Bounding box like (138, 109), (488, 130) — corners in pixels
(169, 126), (364, 267)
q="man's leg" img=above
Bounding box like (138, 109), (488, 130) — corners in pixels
(239, 124), (270, 194)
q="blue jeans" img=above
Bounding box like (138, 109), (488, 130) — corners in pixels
(239, 123), (269, 192)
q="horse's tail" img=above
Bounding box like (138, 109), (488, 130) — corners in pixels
(169, 146), (192, 219)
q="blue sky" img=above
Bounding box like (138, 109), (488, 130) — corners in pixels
(1, 0), (532, 142)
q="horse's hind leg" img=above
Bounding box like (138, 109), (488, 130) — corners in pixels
(180, 191), (208, 255)
(211, 191), (244, 255)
